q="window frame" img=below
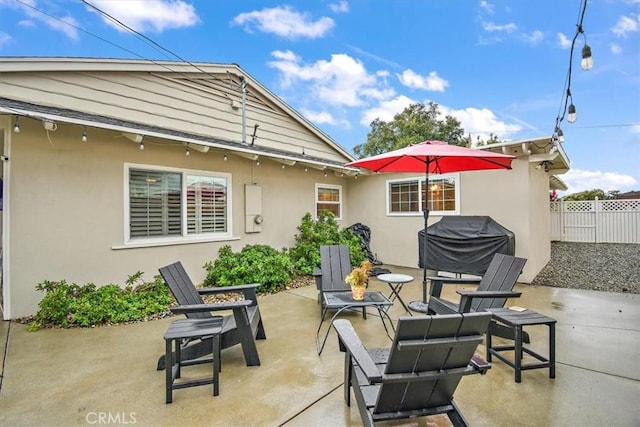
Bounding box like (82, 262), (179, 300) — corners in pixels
(386, 173), (460, 217)
(315, 183), (343, 220)
(122, 163), (233, 247)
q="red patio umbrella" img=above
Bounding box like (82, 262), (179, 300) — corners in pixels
(346, 140), (515, 312)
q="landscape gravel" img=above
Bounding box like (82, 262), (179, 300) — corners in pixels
(531, 241), (639, 294)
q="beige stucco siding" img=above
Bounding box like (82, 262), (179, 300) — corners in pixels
(0, 70), (346, 163)
(345, 158), (550, 283)
(5, 119), (347, 318)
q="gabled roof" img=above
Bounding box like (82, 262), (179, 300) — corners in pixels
(0, 57), (358, 174)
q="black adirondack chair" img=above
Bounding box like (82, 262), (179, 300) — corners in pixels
(313, 245), (366, 319)
(427, 253), (528, 342)
(333, 312), (492, 427)
(156, 262), (266, 370)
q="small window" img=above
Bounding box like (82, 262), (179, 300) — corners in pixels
(387, 174), (459, 216)
(316, 184), (342, 219)
(126, 164), (231, 243)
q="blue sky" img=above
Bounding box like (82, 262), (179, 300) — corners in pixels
(1, 0), (639, 194)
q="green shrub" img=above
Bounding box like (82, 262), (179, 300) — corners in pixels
(289, 212), (366, 274)
(203, 244), (294, 293)
(29, 273), (173, 330)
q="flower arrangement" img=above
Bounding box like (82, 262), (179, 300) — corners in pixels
(345, 260), (373, 300)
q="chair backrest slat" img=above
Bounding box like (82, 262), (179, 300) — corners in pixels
(473, 253), (527, 311)
(319, 245), (352, 292)
(374, 312), (491, 414)
(159, 262), (212, 319)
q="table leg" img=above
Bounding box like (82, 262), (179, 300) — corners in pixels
(515, 325), (522, 383)
(387, 283), (413, 316)
(165, 338), (173, 404)
(549, 323), (556, 379)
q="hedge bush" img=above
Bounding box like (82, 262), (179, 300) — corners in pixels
(289, 211), (366, 274)
(203, 244), (294, 293)
(28, 272), (173, 331)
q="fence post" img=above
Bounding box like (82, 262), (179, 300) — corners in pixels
(594, 196), (599, 243)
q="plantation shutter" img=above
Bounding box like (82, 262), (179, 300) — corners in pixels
(129, 169), (182, 238)
(186, 175), (228, 234)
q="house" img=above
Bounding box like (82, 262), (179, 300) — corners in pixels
(0, 57), (570, 319)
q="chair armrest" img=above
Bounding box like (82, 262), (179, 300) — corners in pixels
(470, 354), (492, 375)
(457, 290), (522, 313)
(313, 268), (322, 290)
(170, 300), (253, 315)
(198, 284), (260, 304)
(333, 319), (382, 382)
(428, 276), (482, 298)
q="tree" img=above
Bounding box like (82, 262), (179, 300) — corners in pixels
(562, 189), (619, 201)
(353, 102), (467, 158)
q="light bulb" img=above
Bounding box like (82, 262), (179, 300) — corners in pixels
(323, 171), (328, 177)
(185, 146), (190, 156)
(13, 116), (20, 133)
(281, 163), (285, 169)
(555, 127), (564, 143)
(304, 166), (308, 172)
(581, 45), (593, 71)
(139, 141), (144, 150)
(223, 153), (228, 161)
(256, 159), (260, 166)
(567, 104), (577, 123)
(81, 127), (88, 142)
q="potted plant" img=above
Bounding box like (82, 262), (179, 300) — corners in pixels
(345, 260), (373, 301)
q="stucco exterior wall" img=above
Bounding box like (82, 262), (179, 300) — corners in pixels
(345, 158), (551, 283)
(4, 119), (348, 318)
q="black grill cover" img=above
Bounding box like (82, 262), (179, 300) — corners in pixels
(418, 216), (515, 276)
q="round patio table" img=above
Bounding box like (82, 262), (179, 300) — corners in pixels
(376, 273), (415, 315)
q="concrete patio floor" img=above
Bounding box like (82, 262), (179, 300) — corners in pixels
(0, 265), (638, 426)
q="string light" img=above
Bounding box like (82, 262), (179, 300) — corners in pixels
(323, 171), (328, 177)
(185, 144), (190, 156)
(139, 141), (144, 150)
(81, 126), (88, 142)
(552, 0), (591, 140)
(304, 166), (308, 172)
(581, 45), (593, 71)
(13, 116), (20, 133)
(256, 158), (260, 166)
(281, 163), (285, 169)
(567, 104), (577, 123)
(223, 152), (228, 161)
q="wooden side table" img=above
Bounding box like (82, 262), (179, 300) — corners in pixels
(485, 308), (556, 383)
(164, 317), (223, 403)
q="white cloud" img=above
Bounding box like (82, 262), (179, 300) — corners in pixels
(268, 50), (383, 107)
(0, 31), (11, 47)
(441, 106), (522, 141)
(301, 108), (350, 127)
(631, 124), (640, 133)
(482, 21), (517, 32)
(562, 169), (638, 193)
(397, 69), (449, 92)
(611, 14), (640, 37)
(359, 95), (416, 126)
(479, 1), (495, 14)
(524, 30), (544, 45)
(329, 1), (349, 13)
(5, 0), (79, 40)
(88, 0), (199, 33)
(557, 32), (571, 49)
(233, 6), (333, 39)
(610, 43), (622, 54)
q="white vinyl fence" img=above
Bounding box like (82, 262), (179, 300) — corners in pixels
(550, 199), (640, 243)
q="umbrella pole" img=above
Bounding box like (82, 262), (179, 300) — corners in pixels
(409, 160), (431, 314)
(422, 161), (430, 304)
